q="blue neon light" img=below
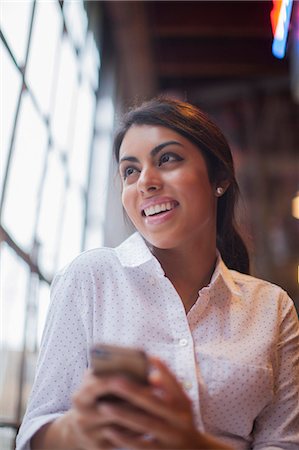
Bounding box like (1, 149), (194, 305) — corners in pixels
(272, 0), (294, 58)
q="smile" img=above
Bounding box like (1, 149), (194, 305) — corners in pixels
(143, 201), (178, 217)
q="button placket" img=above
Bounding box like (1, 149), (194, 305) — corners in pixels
(176, 338), (195, 394)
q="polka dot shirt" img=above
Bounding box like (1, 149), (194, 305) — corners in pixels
(16, 232), (299, 450)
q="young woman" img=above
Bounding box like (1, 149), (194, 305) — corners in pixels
(17, 98), (299, 450)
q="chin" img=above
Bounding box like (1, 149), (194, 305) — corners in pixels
(142, 233), (181, 250)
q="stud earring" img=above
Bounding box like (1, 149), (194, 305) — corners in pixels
(216, 187), (224, 196)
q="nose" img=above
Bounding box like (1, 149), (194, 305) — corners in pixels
(137, 166), (162, 194)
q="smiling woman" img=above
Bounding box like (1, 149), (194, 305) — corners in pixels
(16, 98), (299, 450)
(114, 98), (249, 274)
(118, 125), (219, 256)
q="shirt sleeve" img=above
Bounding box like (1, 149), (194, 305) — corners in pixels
(252, 292), (299, 450)
(16, 260), (91, 450)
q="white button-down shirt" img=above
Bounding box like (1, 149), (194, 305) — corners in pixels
(16, 232), (299, 449)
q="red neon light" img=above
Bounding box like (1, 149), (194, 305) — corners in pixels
(271, 0), (283, 35)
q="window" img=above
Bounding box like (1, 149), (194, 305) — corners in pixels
(0, 1), (104, 447)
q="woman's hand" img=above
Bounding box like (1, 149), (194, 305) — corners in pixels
(78, 356), (232, 450)
(31, 368), (120, 450)
(60, 369), (128, 450)
(32, 357), (232, 450)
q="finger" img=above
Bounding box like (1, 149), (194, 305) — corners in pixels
(97, 402), (160, 434)
(105, 376), (194, 429)
(101, 427), (161, 450)
(149, 357), (190, 403)
(73, 369), (193, 430)
(66, 410), (116, 450)
(72, 370), (103, 409)
(97, 400), (188, 444)
(72, 370), (128, 410)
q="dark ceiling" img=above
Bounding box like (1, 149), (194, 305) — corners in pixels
(102, 0), (293, 106)
(148, 1), (288, 88)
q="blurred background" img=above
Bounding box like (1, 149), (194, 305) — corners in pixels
(0, 0), (298, 448)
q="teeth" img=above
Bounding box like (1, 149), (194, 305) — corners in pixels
(144, 202), (175, 217)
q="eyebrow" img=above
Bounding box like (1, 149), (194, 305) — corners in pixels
(119, 140), (183, 164)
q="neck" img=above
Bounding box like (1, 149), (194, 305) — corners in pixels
(152, 237), (217, 312)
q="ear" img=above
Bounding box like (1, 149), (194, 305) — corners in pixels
(215, 180), (230, 197)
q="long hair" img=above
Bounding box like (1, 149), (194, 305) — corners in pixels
(113, 97), (250, 274)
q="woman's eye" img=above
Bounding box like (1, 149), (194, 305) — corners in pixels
(159, 153), (182, 166)
(123, 166), (137, 179)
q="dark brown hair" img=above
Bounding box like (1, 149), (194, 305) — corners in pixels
(113, 97), (249, 274)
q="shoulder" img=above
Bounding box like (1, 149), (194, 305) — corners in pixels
(52, 232), (146, 288)
(57, 246), (119, 277)
(61, 246), (118, 272)
(229, 269), (296, 314)
(51, 246), (122, 294)
(231, 270), (282, 293)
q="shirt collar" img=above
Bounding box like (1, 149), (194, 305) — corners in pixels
(115, 232), (242, 297)
(210, 253), (242, 297)
(115, 232), (158, 268)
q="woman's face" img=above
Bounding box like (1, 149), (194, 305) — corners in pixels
(118, 125), (218, 250)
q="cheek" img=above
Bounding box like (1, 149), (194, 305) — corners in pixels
(121, 190), (129, 213)
(176, 172), (212, 198)
(121, 188), (137, 220)
(180, 176), (215, 213)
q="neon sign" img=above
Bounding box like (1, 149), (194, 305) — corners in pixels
(271, 0), (294, 58)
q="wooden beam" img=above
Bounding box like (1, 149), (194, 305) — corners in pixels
(152, 26), (270, 39)
(152, 36), (280, 65)
(157, 62), (287, 78)
(0, 225), (51, 284)
(105, 2), (157, 102)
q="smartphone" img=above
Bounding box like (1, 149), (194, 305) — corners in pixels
(90, 343), (149, 387)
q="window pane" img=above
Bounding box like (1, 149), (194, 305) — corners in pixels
(26, 0), (63, 116)
(69, 80), (95, 188)
(84, 97), (115, 251)
(0, 428), (16, 450)
(21, 349), (37, 419)
(0, 243), (29, 420)
(84, 225), (104, 251)
(81, 31), (100, 91)
(96, 96), (115, 131)
(51, 35), (78, 150)
(90, 134), (111, 223)
(2, 93), (47, 250)
(92, 96), (115, 222)
(57, 187), (84, 269)
(0, 243), (29, 349)
(36, 282), (51, 347)
(0, 41), (22, 200)
(63, 0), (87, 51)
(37, 150), (66, 275)
(0, 0), (33, 66)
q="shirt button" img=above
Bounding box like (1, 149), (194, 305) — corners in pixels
(179, 338), (188, 347)
(183, 380), (192, 390)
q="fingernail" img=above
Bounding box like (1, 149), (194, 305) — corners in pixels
(149, 368), (161, 382)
